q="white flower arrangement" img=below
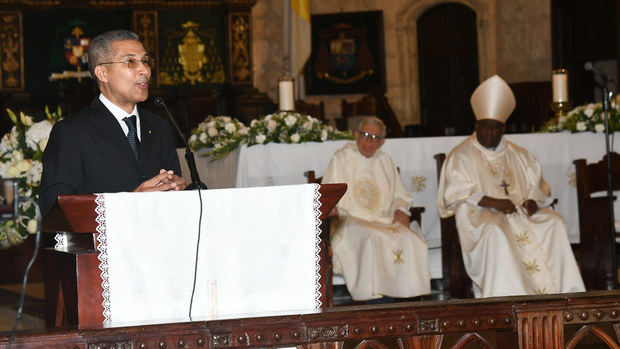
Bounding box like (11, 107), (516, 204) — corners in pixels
(188, 116), (249, 160)
(0, 106), (62, 249)
(189, 111), (353, 160)
(245, 111), (352, 146)
(540, 102), (620, 133)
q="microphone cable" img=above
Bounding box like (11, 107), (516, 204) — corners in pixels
(7, 198), (41, 349)
(188, 187), (204, 320)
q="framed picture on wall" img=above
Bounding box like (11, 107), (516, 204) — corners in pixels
(305, 10), (386, 95)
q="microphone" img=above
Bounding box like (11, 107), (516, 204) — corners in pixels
(584, 61), (611, 81)
(153, 97), (207, 190)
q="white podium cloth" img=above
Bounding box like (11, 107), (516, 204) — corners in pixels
(178, 132), (620, 279)
(95, 184), (322, 324)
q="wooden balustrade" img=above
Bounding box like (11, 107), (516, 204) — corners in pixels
(4, 291), (620, 348)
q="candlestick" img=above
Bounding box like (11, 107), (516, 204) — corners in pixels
(278, 76), (295, 111)
(550, 69), (571, 120)
(552, 69), (568, 102)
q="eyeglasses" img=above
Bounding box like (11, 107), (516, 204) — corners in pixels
(359, 131), (383, 142)
(99, 56), (155, 69)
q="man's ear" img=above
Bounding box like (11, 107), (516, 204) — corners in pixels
(94, 65), (108, 83)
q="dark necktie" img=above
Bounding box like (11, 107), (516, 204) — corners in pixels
(123, 115), (141, 160)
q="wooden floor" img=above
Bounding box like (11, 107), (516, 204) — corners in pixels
(0, 282), (45, 332)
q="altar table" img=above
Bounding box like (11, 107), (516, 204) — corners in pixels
(178, 132), (620, 278)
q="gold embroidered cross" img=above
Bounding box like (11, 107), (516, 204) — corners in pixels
(515, 231), (530, 247)
(524, 259), (540, 274)
(500, 179), (510, 195)
(534, 287), (548, 295)
(393, 249), (404, 264)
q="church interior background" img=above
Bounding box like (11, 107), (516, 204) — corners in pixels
(0, 0), (619, 337)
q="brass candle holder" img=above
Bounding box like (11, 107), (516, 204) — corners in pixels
(550, 101), (572, 119)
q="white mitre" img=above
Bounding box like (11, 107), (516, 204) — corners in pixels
(470, 75), (516, 123)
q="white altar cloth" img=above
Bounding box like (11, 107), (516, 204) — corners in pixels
(178, 133), (620, 279)
(95, 185), (321, 324)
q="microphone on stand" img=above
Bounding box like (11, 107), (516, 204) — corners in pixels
(154, 97), (207, 190)
(584, 61), (612, 82)
(584, 61), (617, 289)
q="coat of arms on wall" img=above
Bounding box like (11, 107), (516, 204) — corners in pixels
(158, 14), (226, 86)
(306, 11), (386, 95)
(49, 25), (91, 82)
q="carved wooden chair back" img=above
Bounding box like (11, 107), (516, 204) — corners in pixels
(573, 152), (620, 290)
(434, 153), (474, 299)
(337, 95), (377, 132)
(295, 100), (326, 123)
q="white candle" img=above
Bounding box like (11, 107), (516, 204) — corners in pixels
(279, 80), (295, 111)
(552, 70), (568, 102)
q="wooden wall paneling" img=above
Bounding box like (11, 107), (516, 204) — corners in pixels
(517, 310), (564, 349)
(565, 325), (620, 348)
(397, 334), (443, 349)
(0, 11), (24, 91)
(132, 10), (158, 86)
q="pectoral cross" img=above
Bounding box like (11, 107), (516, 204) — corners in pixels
(500, 180), (510, 195)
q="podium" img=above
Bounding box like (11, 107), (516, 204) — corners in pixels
(41, 184), (346, 327)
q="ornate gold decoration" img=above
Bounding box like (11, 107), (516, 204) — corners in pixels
(354, 177), (380, 212)
(160, 20), (225, 85)
(524, 259), (540, 274)
(410, 175), (426, 193)
(488, 155), (514, 196)
(0, 12), (24, 91)
(569, 172), (576, 188)
(229, 13), (251, 84)
(534, 287), (548, 295)
(133, 11), (158, 84)
(393, 249), (404, 264)
(515, 231), (530, 247)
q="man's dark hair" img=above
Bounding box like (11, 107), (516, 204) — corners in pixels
(88, 30), (140, 80)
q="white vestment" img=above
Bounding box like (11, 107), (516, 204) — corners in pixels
(323, 142), (430, 300)
(437, 135), (585, 297)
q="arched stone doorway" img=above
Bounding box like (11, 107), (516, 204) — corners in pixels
(395, 0), (497, 126)
(417, 3), (479, 135)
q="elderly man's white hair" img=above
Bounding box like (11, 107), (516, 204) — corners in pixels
(357, 116), (386, 137)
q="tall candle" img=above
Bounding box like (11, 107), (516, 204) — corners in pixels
(552, 69), (568, 102)
(279, 80), (295, 111)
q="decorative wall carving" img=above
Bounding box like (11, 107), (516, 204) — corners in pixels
(0, 11), (23, 91)
(133, 11), (158, 85)
(229, 12), (252, 85)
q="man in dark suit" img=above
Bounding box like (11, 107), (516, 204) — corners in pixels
(40, 30), (186, 215)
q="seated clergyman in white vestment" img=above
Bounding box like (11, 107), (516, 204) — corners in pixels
(323, 117), (431, 301)
(437, 75), (585, 298)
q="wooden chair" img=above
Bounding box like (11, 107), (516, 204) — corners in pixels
(295, 99), (326, 122)
(338, 95), (377, 132)
(434, 153), (474, 299)
(573, 152), (620, 290)
(304, 170), (426, 306)
(338, 87), (405, 137)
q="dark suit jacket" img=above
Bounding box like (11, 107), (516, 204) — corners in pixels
(40, 98), (181, 215)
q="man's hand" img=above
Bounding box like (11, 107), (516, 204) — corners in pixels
(133, 169), (187, 192)
(478, 196), (517, 214)
(393, 209), (410, 227)
(522, 199), (539, 217)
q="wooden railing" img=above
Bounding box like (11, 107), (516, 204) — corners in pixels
(4, 291), (620, 348)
